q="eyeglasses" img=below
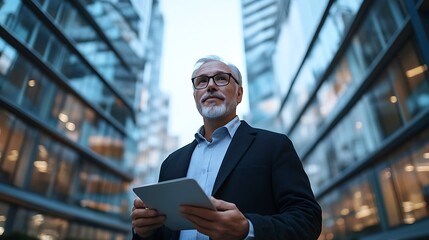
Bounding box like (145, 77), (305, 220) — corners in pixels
(191, 73), (239, 89)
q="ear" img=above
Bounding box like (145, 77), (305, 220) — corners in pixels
(236, 86), (243, 104)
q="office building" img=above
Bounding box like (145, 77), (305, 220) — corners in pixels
(131, 0), (178, 187)
(0, 0), (157, 239)
(248, 0), (429, 239)
(241, 0), (290, 130)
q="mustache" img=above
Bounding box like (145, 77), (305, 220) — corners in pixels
(201, 92), (225, 102)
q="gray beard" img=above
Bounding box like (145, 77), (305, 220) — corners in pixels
(200, 104), (227, 119)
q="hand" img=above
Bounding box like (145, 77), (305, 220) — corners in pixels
(131, 199), (165, 238)
(180, 197), (249, 240)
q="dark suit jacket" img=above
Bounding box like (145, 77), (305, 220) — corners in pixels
(133, 121), (322, 240)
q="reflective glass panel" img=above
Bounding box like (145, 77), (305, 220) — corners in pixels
(396, 41), (429, 117)
(53, 148), (77, 201)
(28, 136), (58, 196)
(0, 201), (9, 237)
(378, 130), (429, 226)
(319, 172), (380, 239)
(369, 74), (403, 138)
(1, 120), (26, 184)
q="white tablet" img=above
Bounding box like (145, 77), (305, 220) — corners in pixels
(132, 178), (215, 230)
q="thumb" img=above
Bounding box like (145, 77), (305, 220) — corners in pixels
(134, 198), (146, 208)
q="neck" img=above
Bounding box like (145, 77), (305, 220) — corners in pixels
(202, 115), (236, 141)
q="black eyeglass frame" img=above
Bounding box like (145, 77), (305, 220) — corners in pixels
(191, 72), (239, 89)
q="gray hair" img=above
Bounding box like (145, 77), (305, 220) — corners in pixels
(191, 55), (242, 85)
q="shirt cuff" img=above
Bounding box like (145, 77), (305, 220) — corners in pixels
(244, 219), (255, 239)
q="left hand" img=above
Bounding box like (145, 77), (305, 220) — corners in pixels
(180, 197), (249, 240)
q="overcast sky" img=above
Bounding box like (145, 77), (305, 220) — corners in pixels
(158, 0), (249, 145)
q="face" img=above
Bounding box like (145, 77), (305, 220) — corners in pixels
(193, 61), (243, 121)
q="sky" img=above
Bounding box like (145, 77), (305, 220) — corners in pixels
(158, 0), (249, 145)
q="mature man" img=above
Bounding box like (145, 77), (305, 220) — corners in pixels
(131, 55), (322, 240)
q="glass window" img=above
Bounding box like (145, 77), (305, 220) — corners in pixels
(12, 125), (36, 188)
(0, 38), (18, 78)
(374, 0), (401, 42)
(0, 201), (9, 237)
(0, 2), (36, 43)
(304, 141), (330, 192)
(378, 130), (429, 227)
(57, 1), (75, 29)
(319, 172), (380, 239)
(1, 55), (30, 102)
(0, 111), (14, 177)
(1, 120), (26, 184)
(369, 74), (403, 138)
(13, 209), (68, 239)
(353, 14), (383, 67)
(28, 136), (58, 196)
(350, 98), (382, 156)
(396, 41), (429, 117)
(46, 36), (64, 67)
(53, 148), (77, 201)
(32, 25), (50, 58)
(58, 95), (83, 142)
(291, 101), (321, 157)
(21, 68), (50, 115)
(45, 0), (63, 20)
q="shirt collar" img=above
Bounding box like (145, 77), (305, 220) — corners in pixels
(195, 116), (241, 143)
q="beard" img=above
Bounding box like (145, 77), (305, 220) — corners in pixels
(197, 100), (238, 119)
(200, 104), (227, 119)
(196, 90), (239, 119)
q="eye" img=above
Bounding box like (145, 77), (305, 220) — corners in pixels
(214, 74), (229, 82)
(195, 77), (208, 86)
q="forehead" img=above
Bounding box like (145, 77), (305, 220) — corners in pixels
(195, 61), (231, 76)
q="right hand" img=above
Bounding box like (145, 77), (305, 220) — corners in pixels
(131, 198), (166, 238)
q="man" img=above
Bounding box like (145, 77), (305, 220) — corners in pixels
(131, 55), (322, 240)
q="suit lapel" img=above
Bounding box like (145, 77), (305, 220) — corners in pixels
(212, 121), (256, 195)
(164, 140), (197, 180)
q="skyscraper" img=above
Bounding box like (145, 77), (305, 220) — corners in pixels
(243, 0), (429, 239)
(241, 0), (290, 131)
(0, 0), (157, 239)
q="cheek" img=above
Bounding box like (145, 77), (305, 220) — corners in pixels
(193, 91), (202, 103)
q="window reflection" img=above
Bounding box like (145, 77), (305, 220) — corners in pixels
(4, 203), (128, 239)
(1, 120), (26, 184)
(78, 163), (129, 216)
(397, 42), (429, 116)
(0, 202), (9, 236)
(304, 36), (426, 185)
(53, 148), (77, 201)
(0, 111), (14, 182)
(305, 141), (330, 192)
(0, 0), (133, 129)
(378, 130), (429, 227)
(320, 172), (380, 239)
(29, 136), (58, 196)
(369, 73), (403, 137)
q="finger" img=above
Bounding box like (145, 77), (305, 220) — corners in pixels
(133, 218), (165, 238)
(210, 197), (236, 211)
(134, 198), (146, 208)
(132, 214), (165, 228)
(131, 208), (161, 220)
(180, 205), (217, 221)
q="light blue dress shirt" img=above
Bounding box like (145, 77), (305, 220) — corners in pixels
(179, 117), (254, 240)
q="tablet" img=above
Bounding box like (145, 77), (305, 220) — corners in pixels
(132, 178), (215, 230)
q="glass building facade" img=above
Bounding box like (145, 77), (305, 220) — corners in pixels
(241, 0), (290, 130)
(273, 0), (429, 239)
(0, 0), (151, 239)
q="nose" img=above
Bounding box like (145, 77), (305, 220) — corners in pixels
(206, 77), (218, 90)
